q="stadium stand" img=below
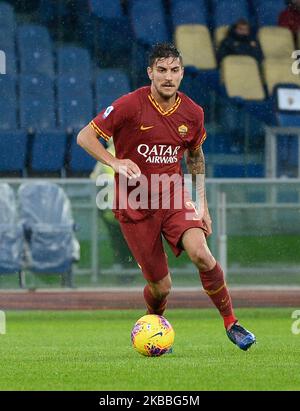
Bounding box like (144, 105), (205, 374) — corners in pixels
(213, 0), (250, 28)
(0, 0), (298, 179)
(0, 130), (27, 175)
(258, 27), (294, 60)
(31, 130), (67, 175)
(252, 0), (286, 27)
(213, 163), (265, 178)
(0, 1), (15, 33)
(170, 0), (208, 27)
(263, 59), (300, 95)
(57, 84), (93, 131)
(0, 27), (15, 54)
(18, 181), (80, 287)
(90, 0), (133, 66)
(130, 0), (170, 86)
(214, 26), (229, 48)
(95, 68), (131, 111)
(0, 183), (23, 280)
(0, 75), (17, 130)
(17, 24), (54, 76)
(68, 136), (97, 175)
(221, 56), (265, 100)
(19, 74), (56, 130)
(56, 46), (92, 76)
(175, 24), (217, 70)
(3, 51), (17, 76)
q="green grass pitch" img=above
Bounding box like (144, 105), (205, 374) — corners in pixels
(0, 308), (299, 391)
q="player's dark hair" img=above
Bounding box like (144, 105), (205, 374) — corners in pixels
(148, 43), (183, 67)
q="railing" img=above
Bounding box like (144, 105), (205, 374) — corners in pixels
(2, 178), (300, 286)
(265, 126), (300, 178)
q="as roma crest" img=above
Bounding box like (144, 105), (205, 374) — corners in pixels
(178, 124), (188, 137)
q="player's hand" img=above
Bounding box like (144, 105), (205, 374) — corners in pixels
(110, 158), (141, 179)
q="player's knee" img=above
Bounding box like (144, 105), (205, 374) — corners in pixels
(189, 247), (215, 271)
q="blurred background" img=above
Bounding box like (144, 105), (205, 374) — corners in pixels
(0, 0), (300, 290)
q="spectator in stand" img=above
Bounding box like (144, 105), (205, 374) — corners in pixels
(279, 0), (300, 38)
(217, 19), (263, 65)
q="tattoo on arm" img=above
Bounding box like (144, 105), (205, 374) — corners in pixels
(187, 146), (205, 177)
(186, 147), (209, 217)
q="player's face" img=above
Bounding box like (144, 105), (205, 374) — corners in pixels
(147, 57), (184, 100)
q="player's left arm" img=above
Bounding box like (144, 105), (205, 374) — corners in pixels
(186, 146), (212, 236)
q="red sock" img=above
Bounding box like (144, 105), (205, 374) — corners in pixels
(143, 285), (167, 316)
(199, 262), (237, 329)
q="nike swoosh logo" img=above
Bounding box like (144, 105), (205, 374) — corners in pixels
(140, 125), (154, 131)
(150, 331), (163, 338)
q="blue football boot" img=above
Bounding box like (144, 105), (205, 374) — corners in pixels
(226, 322), (256, 351)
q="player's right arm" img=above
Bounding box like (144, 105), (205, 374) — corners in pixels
(77, 95), (141, 179)
(77, 126), (140, 179)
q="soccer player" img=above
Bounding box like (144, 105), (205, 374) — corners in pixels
(77, 43), (256, 351)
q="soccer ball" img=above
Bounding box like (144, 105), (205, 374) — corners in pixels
(131, 314), (175, 357)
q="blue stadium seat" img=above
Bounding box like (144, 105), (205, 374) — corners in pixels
(252, 0), (286, 26)
(217, 102), (244, 135)
(277, 113), (300, 127)
(57, 78), (93, 130)
(170, 0), (208, 27)
(205, 132), (244, 154)
(129, 0), (170, 86)
(0, 2), (15, 33)
(90, 0), (133, 67)
(58, 96), (93, 131)
(246, 164), (265, 177)
(17, 24), (52, 49)
(130, 0), (169, 45)
(68, 137), (97, 174)
(0, 183), (23, 275)
(17, 24), (54, 76)
(20, 73), (53, 97)
(0, 28), (15, 54)
(38, 0), (69, 25)
(95, 69), (131, 111)
(90, 0), (123, 18)
(57, 46), (91, 76)
(213, 164), (246, 177)
(0, 75), (17, 130)
(57, 74), (91, 99)
(31, 130), (67, 173)
(0, 131), (28, 173)
(277, 134), (298, 177)
(3, 51), (17, 76)
(213, 0), (249, 28)
(213, 163), (264, 178)
(179, 70), (215, 121)
(18, 182), (80, 284)
(19, 74), (56, 130)
(19, 46), (54, 76)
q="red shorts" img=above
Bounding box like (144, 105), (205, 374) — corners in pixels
(119, 205), (207, 282)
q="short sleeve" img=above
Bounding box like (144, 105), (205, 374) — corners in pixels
(188, 107), (207, 152)
(89, 94), (132, 142)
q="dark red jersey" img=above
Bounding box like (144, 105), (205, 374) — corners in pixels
(90, 86), (206, 221)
